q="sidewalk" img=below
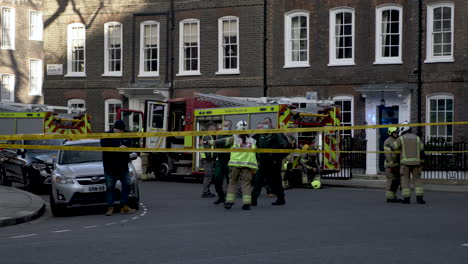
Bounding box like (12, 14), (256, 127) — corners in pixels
(322, 175), (468, 194)
(0, 186), (45, 227)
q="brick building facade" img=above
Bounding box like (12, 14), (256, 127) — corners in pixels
(267, 0), (468, 173)
(41, 0), (467, 174)
(0, 0), (44, 104)
(43, 0), (264, 132)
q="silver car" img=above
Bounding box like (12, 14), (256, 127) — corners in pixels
(50, 139), (140, 216)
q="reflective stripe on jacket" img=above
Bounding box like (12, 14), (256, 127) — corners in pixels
(384, 136), (399, 168)
(392, 133), (424, 166)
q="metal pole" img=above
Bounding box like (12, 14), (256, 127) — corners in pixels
(263, 0), (268, 97)
(417, 0), (423, 137)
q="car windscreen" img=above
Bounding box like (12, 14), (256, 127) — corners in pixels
(58, 142), (102, 165)
(24, 139), (63, 154)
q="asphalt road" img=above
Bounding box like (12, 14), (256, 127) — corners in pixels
(0, 181), (467, 264)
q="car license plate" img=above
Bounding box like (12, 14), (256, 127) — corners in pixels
(87, 185), (106, 193)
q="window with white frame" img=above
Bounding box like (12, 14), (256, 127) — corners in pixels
(67, 99), (86, 114)
(67, 23), (86, 76)
(425, 3), (454, 63)
(329, 8), (355, 66)
(104, 22), (122, 76)
(284, 11), (309, 68)
(139, 21), (159, 77)
(217, 16), (239, 74)
(178, 19), (200, 75)
(29, 59), (42, 96)
(30, 11), (43, 41)
(0, 74), (14, 102)
(1, 7), (15, 49)
(427, 94), (453, 143)
(105, 99), (122, 131)
(334, 96), (354, 137)
(375, 5), (402, 64)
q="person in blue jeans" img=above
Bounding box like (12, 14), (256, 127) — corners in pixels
(100, 119), (136, 216)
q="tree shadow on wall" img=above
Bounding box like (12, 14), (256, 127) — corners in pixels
(44, 0), (104, 29)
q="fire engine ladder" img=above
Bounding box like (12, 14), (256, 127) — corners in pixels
(194, 93), (263, 107)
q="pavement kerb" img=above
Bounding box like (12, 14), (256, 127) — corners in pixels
(0, 187), (46, 228)
(321, 179), (468, 194)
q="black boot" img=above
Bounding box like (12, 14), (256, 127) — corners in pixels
(272, 198), (286, 206)
(402, 197), (411, 204)
(386, 198), (403, 203)
(224, 203), (233, 210)
(242, 204), (251, 210)
(416, 196), (426, 204)
(213, 198), (225, 205)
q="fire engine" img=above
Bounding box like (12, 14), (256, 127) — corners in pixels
(118, 93), (341, 179)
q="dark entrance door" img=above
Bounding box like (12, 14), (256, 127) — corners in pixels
(378, 105), (399, 172)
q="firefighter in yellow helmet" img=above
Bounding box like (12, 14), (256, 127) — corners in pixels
(299, 144), (321, 189)
(383, 127), (402, 203)
(208, 120), (258, 210)
(391, 121), (426, 204)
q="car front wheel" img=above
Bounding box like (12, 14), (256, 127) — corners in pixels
(0, 164), (11, 187)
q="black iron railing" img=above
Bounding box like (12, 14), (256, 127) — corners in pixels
(323, 135), (367, 179)
(423, 141), (468, 180)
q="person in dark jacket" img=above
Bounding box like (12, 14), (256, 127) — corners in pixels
(213, 120), (232, 204)
(252, 117), (290, 206)
(100, 120), (136, 216)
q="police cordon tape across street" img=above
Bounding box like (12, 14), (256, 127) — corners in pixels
(1, 121), (467, 154)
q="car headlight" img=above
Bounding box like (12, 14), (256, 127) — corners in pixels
(32, 163), (46, 171)
(53, 174), (74, 184)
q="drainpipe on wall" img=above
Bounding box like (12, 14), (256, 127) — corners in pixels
(263, 0), (268, 97)
(417, 0), (423, 137)
(169, 0), (175, 99)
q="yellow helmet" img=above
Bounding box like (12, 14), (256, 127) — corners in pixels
(302, 144), (310, 150)
(388, 127), (399, 135)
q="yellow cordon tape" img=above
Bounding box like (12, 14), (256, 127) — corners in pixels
(0, 144), (463, 155)
(0, 121), (467, 141)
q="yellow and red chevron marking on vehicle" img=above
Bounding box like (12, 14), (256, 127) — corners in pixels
(278, 104), (292, 127)
(44, 113), (91, 135)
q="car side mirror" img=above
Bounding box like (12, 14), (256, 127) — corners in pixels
(130, 153), (138, 161)
(17, 149), (25, 158)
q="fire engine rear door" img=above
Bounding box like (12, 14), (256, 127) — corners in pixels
(145, 101), (168, 149)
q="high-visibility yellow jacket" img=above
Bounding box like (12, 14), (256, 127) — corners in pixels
(392, 132), (424, 166)
(384, 136), (399, 168)
(200, 135), (215, 160)
(228, 136), (258, 170)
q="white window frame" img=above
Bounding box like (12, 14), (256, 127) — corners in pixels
(29, 59), (42, 96)
(426, 93), (454, 142)
(29, 11), (43, 41)
(177, 19), (201, 76)
(284, 10), (310, 68)
(1, 6), (15, 50)
(328, 7), (355, 67)
(0, 74), (15, 102)
(67, 98), (86, 114)
(425, 2), (455, 63)
(216, 16), (240, 75)
(333, 95), (354, 136)
(374, 5), (403, 64)
(104, 99), (123, 131)
(103, 22), (123, 77)
(66, 23), (86, 77)
(139, 20), (160, 77)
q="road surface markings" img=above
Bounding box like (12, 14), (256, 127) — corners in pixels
(132, 217), (139, 220)
(105, 222), (116, 226)
(53, 230), (71, 233)
(10, 234), (37, 239)
(121, 220), (129, 223)
(83, 225), (97, 229)
(462, 243), (468, 247)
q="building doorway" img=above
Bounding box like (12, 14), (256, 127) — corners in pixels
(378, 105), (399, 172)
